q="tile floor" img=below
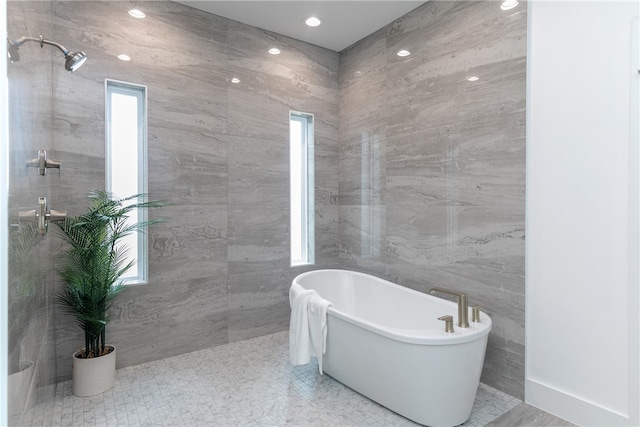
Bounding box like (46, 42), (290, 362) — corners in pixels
(20, 331), (521, 426)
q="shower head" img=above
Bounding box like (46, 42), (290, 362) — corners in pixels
(6, 33), (87, 72)
(64, 50), (87, 72)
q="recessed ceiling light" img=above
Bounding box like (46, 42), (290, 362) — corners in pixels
(128, 9), (146, 18)
(467, 76), (480, 82)
(230, 77), (240, 84)
(117, 54), (131, 61)
(397, 49), (411, 57)
(500, 0), (519, 11)
(268, 48), (281, 55)
(304, 16), (323, 27)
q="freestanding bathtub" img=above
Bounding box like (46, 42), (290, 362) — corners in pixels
(291, 269), (492, 427)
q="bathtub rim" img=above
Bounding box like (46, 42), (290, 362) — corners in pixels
(292, 268), (492, 346)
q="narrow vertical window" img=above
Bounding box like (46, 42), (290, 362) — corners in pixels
(105, 79), (148, 284)
(290, 111), (315, 266)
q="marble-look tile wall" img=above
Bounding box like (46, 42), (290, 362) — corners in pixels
(338, 1), (527, 398)
(46, 0), (339, 381)
(11, 0), (526, 401)
(226, 20), (339, 342)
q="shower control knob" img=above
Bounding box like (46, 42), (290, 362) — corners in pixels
(18, 196), (67, 235)
(26, 149), (61, 176)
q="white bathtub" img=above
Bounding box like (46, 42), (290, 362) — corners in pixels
(292, 269), (492, 427)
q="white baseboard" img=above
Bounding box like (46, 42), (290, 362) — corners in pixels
(526, 378), (632, 427)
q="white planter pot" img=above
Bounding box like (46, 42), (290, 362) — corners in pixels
(8, 360), (36, 416)
(72, 346), (116, 397)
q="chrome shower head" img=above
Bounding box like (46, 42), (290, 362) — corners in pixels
(64, 50), (87, 72)
(6, 33), (87, 72)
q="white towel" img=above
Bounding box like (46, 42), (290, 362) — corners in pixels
(307, 292), (331, 374)
(289, 283), (315, 366)
(289, 283), (332, 374)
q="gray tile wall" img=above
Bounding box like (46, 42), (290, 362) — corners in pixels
(338, 1), (527, 399)
(226, 20), (340, 342)
(11, 0), (526, 400)
(47, 0), (340, 381)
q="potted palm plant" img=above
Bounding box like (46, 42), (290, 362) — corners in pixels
(55, 189), (164, 396)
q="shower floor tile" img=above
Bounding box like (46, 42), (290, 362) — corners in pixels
(20, 331), (521, 426)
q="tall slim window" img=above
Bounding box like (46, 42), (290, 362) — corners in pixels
(105, 79), (148, 284)
(290, 111), (315, 266)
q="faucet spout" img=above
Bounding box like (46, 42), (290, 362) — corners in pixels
(428, 287), (470, 328)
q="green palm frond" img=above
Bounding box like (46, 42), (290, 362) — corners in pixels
(55, 190), (165, 358)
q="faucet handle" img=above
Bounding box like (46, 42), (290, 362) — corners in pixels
(471, 305), (484, 323)
(26, 149), (61, 176)
(438, 315), (455, 333)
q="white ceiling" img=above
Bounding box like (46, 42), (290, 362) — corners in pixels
(172, 1), (426, 52)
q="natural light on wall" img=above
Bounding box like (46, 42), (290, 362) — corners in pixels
(105, 79), (148, 283)
(290, 111), (315, 266)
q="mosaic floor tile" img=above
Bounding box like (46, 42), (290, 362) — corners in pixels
(18, 331), (521, 426)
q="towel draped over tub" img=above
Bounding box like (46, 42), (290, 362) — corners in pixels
(289, 283), (332, 374)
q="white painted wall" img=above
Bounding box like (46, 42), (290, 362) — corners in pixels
(527, 1), (640, 426)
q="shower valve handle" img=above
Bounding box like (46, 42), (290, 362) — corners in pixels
(19, 196), (67, 235)
(26, 149), (61, 176)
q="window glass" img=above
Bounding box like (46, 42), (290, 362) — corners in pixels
(290, 111), (315, 266)
(105, 79), (148, 283)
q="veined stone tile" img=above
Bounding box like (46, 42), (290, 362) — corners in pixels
(227, 20), (338, 141)
(386, 2), (526, 79)
(384, 205), (523, 264)
(228, 204), (288, 254)
(338, 204), (387, 263)
(385, 59), (526, 140)
(227, 260), (290, 290)
(227, 136), (289, 206)
(385, 158), (525, 208)
(340, 28), (386, 86)
(148, 203), (227, 271)
(314, 150), (340, 200)
(339, 35), (387, 144)
(148, 132), (228, 205)
(227, 70), (292, 140)
(339, 130), (387, 204)
(228, 20), (338, 86)
(227, 297), (290, 342)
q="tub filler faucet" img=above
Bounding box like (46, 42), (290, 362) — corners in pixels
(428, 287), (470, 328)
